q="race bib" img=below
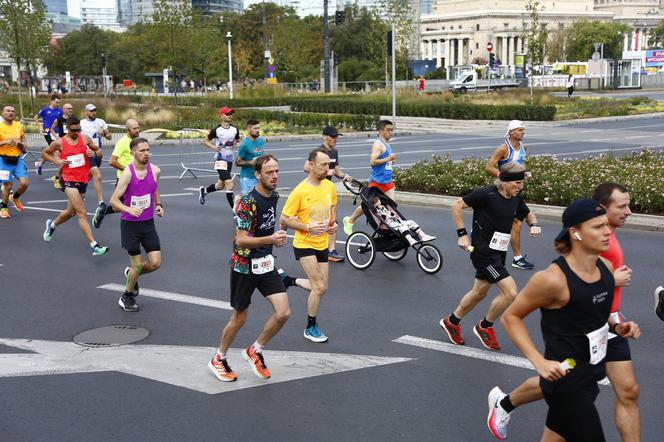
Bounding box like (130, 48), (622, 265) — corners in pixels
(130, 194), (151, 209)
(67, 153), (86, 168)
(489, 231), (511, 251)
(586, 323), (609, 365)
(251, 254), (274, 275)
(385, 161), (393, 171)
(0, 170), (10, 181)
(214, 160), (228, 170)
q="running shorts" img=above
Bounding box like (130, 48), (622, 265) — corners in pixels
(89, 155), (102, 168)
(230, 269), (286, 311)
(606, 335), (631, 362)
(471, 254), (510, 284)
(294, 247), (329, 263)
(216, 161), (233, 181)
(368, 180), (395, 193)
(543, 382), (605, 442)
(121, 219), (161, 256)
(61, 180), (87, 194)
(0, 156), (28, 182)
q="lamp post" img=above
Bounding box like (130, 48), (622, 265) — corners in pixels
(226, 31), (234, 100)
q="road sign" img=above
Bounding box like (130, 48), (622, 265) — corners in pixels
(592, 52), (600, 61)
(486, 42), (493, 52)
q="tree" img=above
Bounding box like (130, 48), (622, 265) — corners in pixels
(649, 19), (664, 48)
(546, 29), (568, 63)
(45, 25), (115, 76)
(565, 20), (630, 61)
(522, 0), (546, 67)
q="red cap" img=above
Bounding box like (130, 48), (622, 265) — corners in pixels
(218, 106), (234, 116)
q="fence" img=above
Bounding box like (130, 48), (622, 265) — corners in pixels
(177, 128), (238, 182)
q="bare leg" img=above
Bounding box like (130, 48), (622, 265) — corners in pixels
(89, 166), (104, 204)
(1, 182), (12, 204)
(453, 278), (492, 319)
(486, 276), (518, 322)
(255, 292), (291, 346)
(15, 177), (28, 195)
(511, 218), (522, 258)
(64, 188), (96, 243)
(219, 309), (248, 353)
(328, 230), (337, 252)
(299, 256), (328, 317)
(508, 376), (543, 407)
(606, 360), (640, 442)
(541, 427), (565, 442)
(126, 251), (162, 293)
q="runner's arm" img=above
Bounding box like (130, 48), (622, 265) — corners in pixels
(85, 135), (103, 158)
(280, 214), (310, 233)
(108, 155), (123, 171)
(235, 229), (284, 249)
(153, 165), (164, 217)
(41, 140), (65, 165)
(110, 169), (138, 216)
(370, 143), (391, 166)
(50, 119), (60, 139)
(485, 144), (508, 177)
(452, 198), (471, 249)
(202, 137), (219, 151)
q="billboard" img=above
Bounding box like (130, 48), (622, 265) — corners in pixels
(645, 50), (664, 67)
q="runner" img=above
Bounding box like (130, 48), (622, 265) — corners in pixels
(40, 116), (109, 256)
(281, 147), (338, 343)
(48, 102), (74, 189)
(109, 137), (163, 312)
(501, 198), (640, 442)
(343, 120), (395, 235)
(0, 105), (29, 219)
(208, 154), (291, 381)
(35, 93), (62, 146)
(80, 103), (112, 215)
(93, 119), (141, 228)
(199, 106), (240, 210)
(235, 118), (264, 202)
(440, 162), (541, 350)
(486, 120), (534, 270)
(487, 183), (641, 442)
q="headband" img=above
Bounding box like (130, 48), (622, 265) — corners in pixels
(499, 170), (526, 182)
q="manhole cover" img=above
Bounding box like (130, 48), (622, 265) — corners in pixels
(73, 325), (150, 348)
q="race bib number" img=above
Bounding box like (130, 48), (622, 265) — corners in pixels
(489, 231), (511, 251)
(130, 194), (151, 209)
(67, 153), (86, 168)
(0, 170), (10, 181)
(251, 254), (274, 275)
(385, 161), (393, 171)
(586, 323), (609, 365)
(214, 160), (228, 170)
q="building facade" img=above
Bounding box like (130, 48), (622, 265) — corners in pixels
(80, 0), (125, 31)
(192, 0), (242, 15)
(44, 0), (69, 15)
(593, 0), (664, 51)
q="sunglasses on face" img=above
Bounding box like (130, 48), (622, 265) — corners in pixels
(68, 128), (81, 133)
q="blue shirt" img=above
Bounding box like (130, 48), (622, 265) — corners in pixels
(238, 136), (265, 178)
(497, 139), (526, 170)
(370, 138), (393, 184)
(37, 106), (63, 131)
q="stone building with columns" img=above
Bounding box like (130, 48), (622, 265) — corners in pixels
(594, 0), (664, 51)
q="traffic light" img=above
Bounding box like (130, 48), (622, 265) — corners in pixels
(335, 10), (345, 25)
(489, 53), (496, 68)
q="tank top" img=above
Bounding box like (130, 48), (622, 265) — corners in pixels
(370, 138), (393, 184)
(497, 139), (525, 170)
(539, 256), (614, 393)
(120, 163), (157, 222)
(601, 231), (623, 313)
(60, 134), (90, 183)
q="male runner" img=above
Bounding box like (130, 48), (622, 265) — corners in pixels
(501, 198), (640, 442)
(41, 117), (109, 256)
(486, 120), (534, 270)
(0, 105), (29, 219)
(343, 120), (395, 235)
(93, 119), (141, 228)
(109, 137), (163, 312)
(48, 102), (74, 189)
(235, 118), (264, 199)
(281, 147), (338, 343)
(440, 162), (541, 350)
(35, 94), (62, 146)
(486, 183), (640, 441)
(80, 103), (112, 214)
(209, 154), (291, 381)
(199, 106), (240, 209)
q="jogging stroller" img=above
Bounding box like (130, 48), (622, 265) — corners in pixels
(343, 180), (443, 274)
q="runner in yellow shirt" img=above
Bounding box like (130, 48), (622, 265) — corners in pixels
(0, 105), (29, 219)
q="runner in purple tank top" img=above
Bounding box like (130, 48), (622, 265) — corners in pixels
(110, 137), (164, 312)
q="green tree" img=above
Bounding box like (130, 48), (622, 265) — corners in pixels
(45, 25), (115, 76)
(546, 29), (568, 63)
(649, 19), (664, 48)
(522, 0), (546, 67)
(565, 20), (630, 61)
(272, 14), (322, 82)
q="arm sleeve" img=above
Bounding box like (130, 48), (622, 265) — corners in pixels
(234, 127), (241, 141)
(207, 128), (217, 141)
(515, 198), (530, 221)
(281, 189), (300, 218)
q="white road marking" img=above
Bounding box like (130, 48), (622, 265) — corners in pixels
(157, 192), (194, 197)
(98, 283), (233, 310)
(0, 338), (413, 394)
(25, 199), (69, 204)
(23, 206), (94, 216)
(623, 135), (654, 139)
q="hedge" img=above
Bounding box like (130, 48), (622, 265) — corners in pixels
(393, 150), (664, 215)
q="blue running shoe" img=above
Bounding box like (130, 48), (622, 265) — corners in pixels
(304, 324), (328, 343)
(512, 255), (534, 270)
(43, 219), (55, 241)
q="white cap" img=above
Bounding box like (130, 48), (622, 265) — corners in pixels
(85, 104), (97, 111)
(505, 120), (525, 137)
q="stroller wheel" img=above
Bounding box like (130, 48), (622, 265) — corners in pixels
(416, 244), (443, 274)
(382, 247), (408, 261)
(345, 231), (376, 270)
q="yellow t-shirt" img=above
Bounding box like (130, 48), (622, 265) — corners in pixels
(282, 178), (337, 250)
(111, 135), (133, 178)
(0, 121), (25, 157)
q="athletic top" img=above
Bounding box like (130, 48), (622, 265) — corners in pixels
(237, 136), (264, 179)
(80, 118), (108, 148)
(370, 138), (393, 184)
(37, 106), (62, 131)
(601, 230), (623, 313)
(120, 163), (157, 222)
(111, 135), (133, 179)
(282, 178), (337, 251)
(0, 120), (24, 157)
(54, 115), (68, 137)
(60, 135), (90, 182)
(540, 256), (614, 393)
(320, 143), (339, 181)
(462, 186), (529, 259)
(207, 124), (240, 162)
(231, 188), (279, 274)
(497, 139), (525, 170)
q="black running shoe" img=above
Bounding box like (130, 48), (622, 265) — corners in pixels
(93, 204), (106, 228)
(118, 294), (139, 312)
(655, 286), (664, 322)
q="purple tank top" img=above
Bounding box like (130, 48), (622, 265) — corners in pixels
(120, 163), (157, 222)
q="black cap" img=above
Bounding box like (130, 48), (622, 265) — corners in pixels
(322, 125), (341, 137)
(555, 198), (607, 242)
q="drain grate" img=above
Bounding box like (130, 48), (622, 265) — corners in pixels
(73, 325), (150, 348)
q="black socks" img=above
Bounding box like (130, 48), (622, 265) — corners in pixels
(449, 313), (461, 326)
(307, 316), (316, 328)
(226, 191), (234, 208)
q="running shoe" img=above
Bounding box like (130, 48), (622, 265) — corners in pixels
(328, 250), (345, 262)
(92, 204), (106, 228)
(418, 233), (436, 242)
(208, 354), (237, 382)
(8, 194), (24, 212)
(36, 161), (43, 175)
(92, 244), (109, 256)
(43, 219), (54, 240)
(0, 207), (9, 219)
(199, 186), (206, 205)
(342, 216), (353, 235)
(440, 316), (465, 345)
(487, 386), (510, 440)
(304, 324), (328, 343)
(655, 286), (664, 321)
(52, 176), (61, 190)
(118, 294), (139, 312)
(512, 256), (534, 270)
(277, 268), (297, 288)
(242, 346), (271, 379)
(124, 266), (139, 295)
(474, 322), (502, 350)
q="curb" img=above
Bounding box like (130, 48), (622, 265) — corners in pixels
(333, 182), (664, 232)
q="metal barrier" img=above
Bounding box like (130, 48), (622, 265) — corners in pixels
(178, 128), (237, 182)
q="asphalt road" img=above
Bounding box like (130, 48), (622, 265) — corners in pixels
(1, 121), (663, 441)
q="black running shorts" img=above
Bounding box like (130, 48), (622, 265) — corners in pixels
(230, 269), (286, 311)
(217, 161), (233, 181)
(61, 180), (87, 194)
(294, 247), (329, 263)
(121, 219), (161, 256)
(606, 335), (631, 362)
(543, 382), (605, 442)
(471, 254), (509, 284)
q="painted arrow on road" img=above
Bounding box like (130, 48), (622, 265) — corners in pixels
(0, 338), (412, 395)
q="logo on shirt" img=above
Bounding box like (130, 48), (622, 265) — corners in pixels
(258, 206), (276, 230)
(592, 291), (608, 304)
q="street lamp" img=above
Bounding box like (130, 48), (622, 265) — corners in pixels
(226, 31), (234, 100)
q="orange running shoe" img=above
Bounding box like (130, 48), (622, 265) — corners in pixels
(242, 346), (271, 379)
(208, 354), (237, 382)
(474, 322), (502, 350)
(8, 194), (23, 212)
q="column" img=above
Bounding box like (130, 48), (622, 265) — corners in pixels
(430, 40), (436, 60)
(502, 36), (508, 66)
(437, 40), (443, 68)
(642, 29), (648, 50)
(635, 29), (640, 51)
(457, 38), (463, 66)
(511, 35), (518, 65)
(624, 33), (629, 53)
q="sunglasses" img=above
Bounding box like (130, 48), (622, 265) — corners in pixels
(68, 128), (81, 133)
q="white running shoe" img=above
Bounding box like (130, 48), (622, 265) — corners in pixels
(487, 386), (510, 440)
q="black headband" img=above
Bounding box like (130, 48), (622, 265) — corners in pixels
(499, 170), (526, 182)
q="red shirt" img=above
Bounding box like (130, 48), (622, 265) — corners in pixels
(60, 135), (90, 183)
(601, 230), (623, 313)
